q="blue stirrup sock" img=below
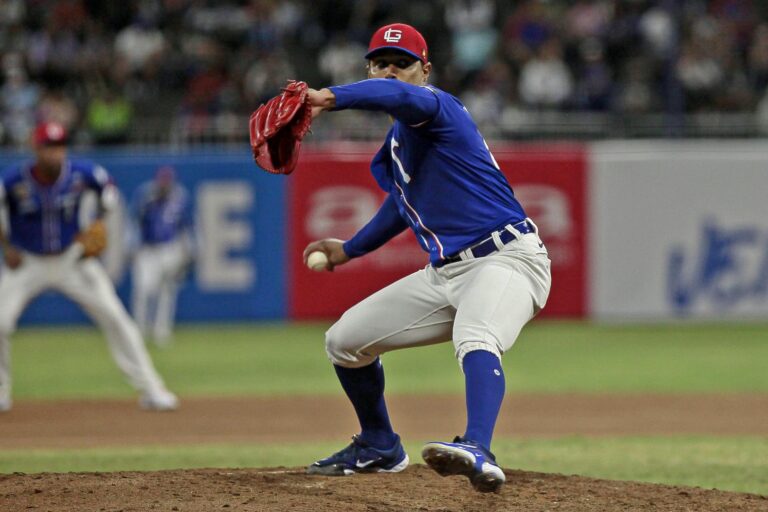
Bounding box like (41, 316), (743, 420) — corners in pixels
(334, 358), (396, 449)
(462, 349), (506, 451)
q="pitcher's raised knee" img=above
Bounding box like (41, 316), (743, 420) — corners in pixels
(324, 321), (378, 368)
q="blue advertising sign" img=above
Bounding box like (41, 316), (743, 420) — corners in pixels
(0, 147), (287, 324)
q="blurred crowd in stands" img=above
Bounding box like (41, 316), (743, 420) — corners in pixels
(3, 0), (768, 146)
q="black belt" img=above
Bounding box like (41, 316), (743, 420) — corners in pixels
(436, 220), (535, 267)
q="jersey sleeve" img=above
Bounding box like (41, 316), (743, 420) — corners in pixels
(330, 79), (439, 126)
(343, 194), (407, 258)
(87, 164), (110, 190)
(86, 164), (118, 214)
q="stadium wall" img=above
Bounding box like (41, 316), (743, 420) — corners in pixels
(590, 141), (768, 321)
(1, 141), (766, 325)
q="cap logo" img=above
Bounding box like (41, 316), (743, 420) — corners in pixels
(383, 28), (402, 43)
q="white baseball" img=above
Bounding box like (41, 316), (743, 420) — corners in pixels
(306, 251), (329, 272)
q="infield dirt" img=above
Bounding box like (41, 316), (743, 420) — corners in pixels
(1, 394), (767, 511)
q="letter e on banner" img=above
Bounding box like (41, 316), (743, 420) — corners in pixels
(197, 182), (254, 290)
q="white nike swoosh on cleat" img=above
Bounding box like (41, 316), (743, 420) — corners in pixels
(355, 458), (381, 468)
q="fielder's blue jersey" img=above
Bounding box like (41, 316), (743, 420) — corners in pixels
(0, 159), (111, 254)
(330, 78), (527, 265)
(132, 182), (191, 245)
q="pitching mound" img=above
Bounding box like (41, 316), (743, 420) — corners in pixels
(1, 395), (767, 510)
(3, 465), (767, 511)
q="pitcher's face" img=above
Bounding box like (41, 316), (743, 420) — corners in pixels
(367, 51), (431, 86)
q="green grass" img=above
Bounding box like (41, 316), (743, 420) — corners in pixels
(495, 436), (768, 495)
(9, 320), (768, 398)
(5, 321), (768, 495)
(1, 437), (766, 495)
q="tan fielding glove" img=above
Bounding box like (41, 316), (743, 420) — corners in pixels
(75, 219), (108, 258)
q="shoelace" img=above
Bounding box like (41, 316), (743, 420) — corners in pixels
(330, 435), (368, 459)
(452, 436), (498, 462)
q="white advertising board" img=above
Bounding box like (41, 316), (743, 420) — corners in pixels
(591, 141), (768, 320)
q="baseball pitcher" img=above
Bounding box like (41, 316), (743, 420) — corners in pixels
(0, 121), (179, 412)
(294, 23), (552, 492)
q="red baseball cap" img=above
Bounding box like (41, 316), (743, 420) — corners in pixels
(365, 23), (429, 64)
(33, 121), (68, 146)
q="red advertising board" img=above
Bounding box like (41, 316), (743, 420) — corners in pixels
(495, 144), (587, 317)
(288, 143), (586, 319)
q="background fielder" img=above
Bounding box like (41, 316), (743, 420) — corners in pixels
(0, 121), (179, 412)
(130, 165), (194, 347)
(302, 23), (551, 493)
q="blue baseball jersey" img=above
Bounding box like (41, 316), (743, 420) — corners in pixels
(330, 78), (527, 265)
(132, 182), (191, 245)
(0, 159), (111, 254)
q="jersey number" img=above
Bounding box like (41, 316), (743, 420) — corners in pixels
(390, 138), (411, 183)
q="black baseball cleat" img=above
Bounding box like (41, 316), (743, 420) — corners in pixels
(307, 434), (409, 476)
(421, 436), (505, 493)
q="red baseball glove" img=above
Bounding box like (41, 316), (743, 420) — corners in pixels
(249, 80), (312, 175)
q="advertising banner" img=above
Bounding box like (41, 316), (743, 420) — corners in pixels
(495, 145), (587, 317)
(288, 144), (587, 319)
(591, 141), (768, 320)
(0, 149), (286, 324)
(288, 146), (425, 319)
(1, 142), (587, 325)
